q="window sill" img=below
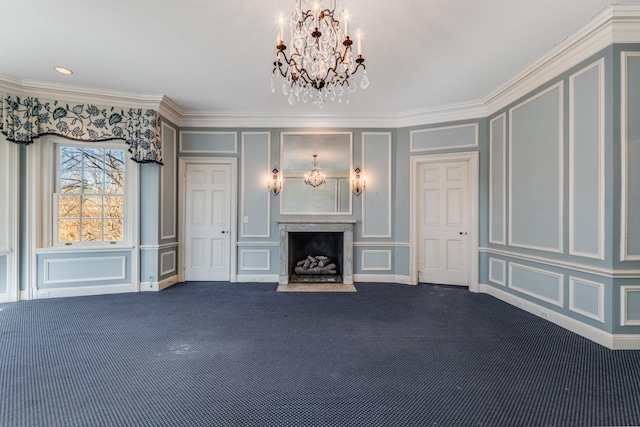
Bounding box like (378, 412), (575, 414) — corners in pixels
(35, 245), (135, 254)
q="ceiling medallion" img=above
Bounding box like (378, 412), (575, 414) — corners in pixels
(271, 0), (369, 106)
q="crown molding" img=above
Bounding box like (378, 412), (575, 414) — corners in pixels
(1, 4), (640, 129)
(178, 110), (401, 129)
(0, 76), (165, 110)
(484, 3), (640, 116)
(396, 100), (487, 128)
(157, 96), (183, 127)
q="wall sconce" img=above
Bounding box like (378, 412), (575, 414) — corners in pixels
(352, 167), (366, 195)
(267, 167), (282, 195)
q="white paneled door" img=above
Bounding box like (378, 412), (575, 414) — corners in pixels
(417, 160), (470, 286)
(184, 163), (231, 281)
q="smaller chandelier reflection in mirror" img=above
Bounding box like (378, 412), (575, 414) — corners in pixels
(304, 154), (326, 188)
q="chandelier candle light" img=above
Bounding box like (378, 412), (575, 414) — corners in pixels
(272, 0), (369, 106)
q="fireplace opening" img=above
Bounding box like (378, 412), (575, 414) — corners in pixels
(288, 232), (343, 283)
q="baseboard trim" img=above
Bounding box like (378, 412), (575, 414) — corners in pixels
(354, 274), (413, 285)
(35, 283), (136, 299)
(235, 274), (279, 283)
(478, 283), (640, 350)
(140, 275), (179, 292)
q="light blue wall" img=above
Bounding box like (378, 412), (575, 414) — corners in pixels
(480, 45), (640, 335)
(624, 53), (640, 258)
(179, 128), (408, 277)
(37, 251), (132, 289)
(0, 256), (6, 294)
(510, 85), (562, 252)
(139, 119), (179, 285)
(571, 64), (603, 257)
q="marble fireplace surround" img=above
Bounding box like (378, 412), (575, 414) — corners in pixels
(278, 220), (355, 285)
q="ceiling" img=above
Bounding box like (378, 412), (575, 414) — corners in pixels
(0, 0), (631, 123)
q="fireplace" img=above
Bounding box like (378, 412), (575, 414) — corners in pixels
(278, 220), (355, 285)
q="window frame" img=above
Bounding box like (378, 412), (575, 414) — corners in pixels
(46, 139), (138, 249)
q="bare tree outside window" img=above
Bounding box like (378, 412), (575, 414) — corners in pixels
(56, 147), (125, 243)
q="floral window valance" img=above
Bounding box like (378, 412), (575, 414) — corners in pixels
(0, 93), (162, 165)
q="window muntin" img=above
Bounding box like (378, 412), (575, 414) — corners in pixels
(55, 146), (126, 244)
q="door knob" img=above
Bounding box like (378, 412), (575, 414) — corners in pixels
(459, 231), (467, 235)
(221, 230), (227, 234)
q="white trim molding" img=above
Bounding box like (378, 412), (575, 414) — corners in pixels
(509, 262), (564, 307)
(480, 283), (640, 350)
(569, 276), (605, 323)
(235, 274), (279, 283)
(241, 132), (271, 238)
(409, 151), (479, 291)
(621, 285), (640, 326)
(160, 122), (178, 241)
(508, 82), (564, 254)
(140, 275), (179, 292)
(239, 249), (272, 271)
(179, 131), (238, 154)
(160, 251), (177, 277)
(362, 132), (393, 238)
(481, 247), (640, 279)
(489, 113), (507, 246)
(354, 274), (412, 285)
(43, 256), (127, 285)
(620, 51), (640, 262)
(177, 157), (238, 284)
(489, 258), (506, 286)
(409, 123), (479, 153)
(361, 250), (393, 271)
(569, 59), (605, 260)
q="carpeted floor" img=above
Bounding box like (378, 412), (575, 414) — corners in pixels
(1, 282), (639, 427)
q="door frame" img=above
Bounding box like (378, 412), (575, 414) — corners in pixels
(409, 151), (479, 291)
(178, 157), (238, 283)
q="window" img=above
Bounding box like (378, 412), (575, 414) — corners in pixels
(54, 145), (126, 244)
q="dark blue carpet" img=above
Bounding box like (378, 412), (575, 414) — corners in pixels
(1, 282), (639, 427)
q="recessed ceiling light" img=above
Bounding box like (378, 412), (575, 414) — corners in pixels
(54, 66), (73, 75)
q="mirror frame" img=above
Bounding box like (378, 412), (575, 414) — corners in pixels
(279, 131), (353, 215)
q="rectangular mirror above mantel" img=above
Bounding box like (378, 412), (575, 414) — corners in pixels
(280, 132), (353, 215)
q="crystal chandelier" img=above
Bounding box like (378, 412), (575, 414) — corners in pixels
(272, 0), (369, 106)
(304, 154), (326, 188)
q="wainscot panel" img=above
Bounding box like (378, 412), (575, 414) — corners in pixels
(509, 84), (563, 253)
(489, 114), (506, 245)
(160, 250), (177, 278)
(621, 285), (640, 326)
(622, 53), (640, 260)
(569, 276), (605, 322)
(38, 251), (132, 289)
(0, 255), (7, 296)
(240, 249), (271, 271)
(362, 132), (392, 238)
(569, 60), (604, 259)
(362, 250), (393, 271)
(489, 257), (506, 286)
(161, 123), (177, 240)
(241, 132), (271, 238)
(509, 262), (563, 306)
(410, 123), (478, 152)
(180, 131), (237, 154)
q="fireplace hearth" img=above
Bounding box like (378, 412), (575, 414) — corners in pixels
(278, 220), (355, 285)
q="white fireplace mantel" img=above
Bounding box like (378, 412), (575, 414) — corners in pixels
(278, 220), (356, 285)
